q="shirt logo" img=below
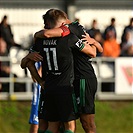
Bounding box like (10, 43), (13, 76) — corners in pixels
(75, 39), (83, 48)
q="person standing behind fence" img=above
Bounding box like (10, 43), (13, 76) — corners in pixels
(121, 17), (133, 43)
(102, 30), (120, 57)
(102, 22), (120, 92)
(87, 19), (103, 56)
(0, 15), (17, 52)
(102, 17), (120, 57)
(87, 19), (101, 38)
(103, 17), (117, 40)
(0, 34), (10, 92)
(120, 31), (133, 57)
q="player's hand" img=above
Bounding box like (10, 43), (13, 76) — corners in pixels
(27, 52), (43, 62)
(82, 33), (103, 53)
(81, 32), (95, 45)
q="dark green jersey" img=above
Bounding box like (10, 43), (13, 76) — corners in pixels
(68, 21), (96, 79)
(30, 33), (85, 92)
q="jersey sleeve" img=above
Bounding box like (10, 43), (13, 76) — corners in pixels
(67, 21), (86, 39)
(69, 34), (85, 51)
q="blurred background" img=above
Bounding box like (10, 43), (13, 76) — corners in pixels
(0, 0), (133, 133)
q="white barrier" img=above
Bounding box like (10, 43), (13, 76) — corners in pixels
(0, 56), (133, 100)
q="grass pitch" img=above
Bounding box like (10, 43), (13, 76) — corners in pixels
(0, 101), (133, 133)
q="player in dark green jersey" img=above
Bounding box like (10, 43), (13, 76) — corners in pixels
(34, 19), (103, 133)
(21, 9), (94, 133)
(22, 8), (103, 133)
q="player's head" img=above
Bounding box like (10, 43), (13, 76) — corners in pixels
(43, 9), (68, 29)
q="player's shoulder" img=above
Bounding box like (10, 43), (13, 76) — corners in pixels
(68, 33), (80, 43)
(35, 38), (45, 44)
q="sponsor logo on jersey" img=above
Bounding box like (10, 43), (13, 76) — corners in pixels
(75, 39), (83, 48)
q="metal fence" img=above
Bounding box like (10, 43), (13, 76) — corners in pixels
(0, 56), (133, 101)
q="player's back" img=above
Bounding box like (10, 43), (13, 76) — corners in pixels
(34, 34), (74, 92)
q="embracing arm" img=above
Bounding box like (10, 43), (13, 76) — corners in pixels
(34, 19), (71, 39)
(20, 54), (30, 69)
(34, 28), (63, 38)
(81, 33), (103, 57)
(81, 42), (97, 58)
(20, 52), (43, 69)
(27, 60), (44, 88)
(82, 33), (103, 53)
(34, 24), (102, 58)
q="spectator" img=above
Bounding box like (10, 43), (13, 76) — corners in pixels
(87, 19), (101, 38)
(103, 17), (117, 40)
(121, 44), (133, 57)
(120, 31), (133, 56)
(86, 19), (103, 56)
(120, 31), (133, 57)
(0, 38), (10, 92)
(0, 36), (8, 56)
(102, 30), (120, 57)
(0, 15), (20, 52)
(0, 35), (9, 92)
(102, 28), (120, 92)
(121, 17), (133, 43)
(0, 36), (25, 92)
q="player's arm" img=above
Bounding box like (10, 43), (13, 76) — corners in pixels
(34, 22), (102, 56)
(68, 22), (103, 53)
(81, 33), (103, 53)
(31, 63), (42, 82)
(34, 21), (85, 39)
(77, 39), (97, 58)
(34, 28), (63, 38)
(71, 34), (100, 58)
(27, 60), (44, 89)
(34, 19), (71, 39)
(81, 43), (97, 58)
(20, 52), (43, 69)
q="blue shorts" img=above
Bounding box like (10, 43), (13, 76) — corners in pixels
(29, 82), (41, 124)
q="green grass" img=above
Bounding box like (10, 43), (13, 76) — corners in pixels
(0, 101), (133, 133)
(95, 101), (133, 133)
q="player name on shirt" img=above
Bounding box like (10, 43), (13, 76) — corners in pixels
(43, 39), (57, 45)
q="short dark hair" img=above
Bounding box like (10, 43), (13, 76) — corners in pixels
(111, 18), (115, 23)
(3, 15), (7, 19)
(43, 9), (67, 29)
(130, 17), (133, 23)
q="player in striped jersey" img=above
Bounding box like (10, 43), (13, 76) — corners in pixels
(21, 53), (44, 133)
